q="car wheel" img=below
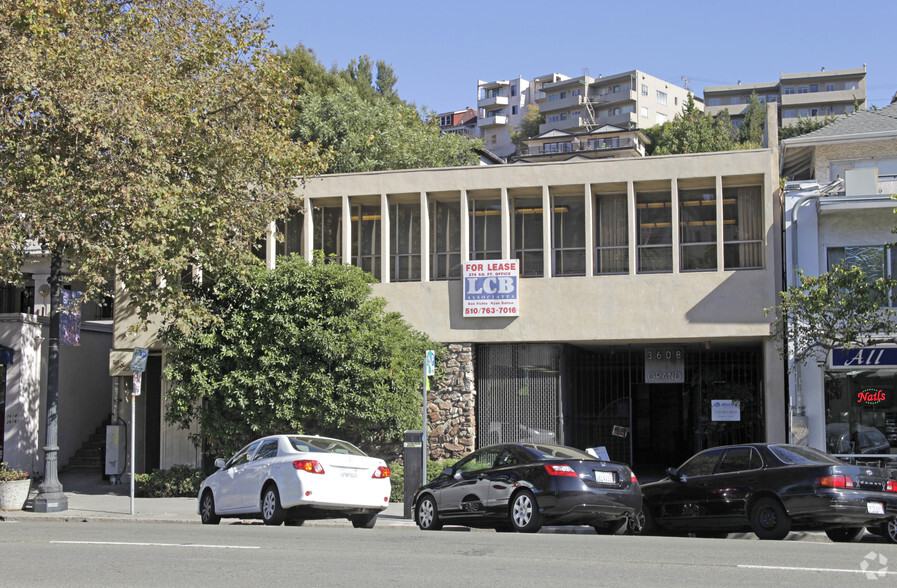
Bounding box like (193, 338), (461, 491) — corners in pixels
(350, 513), (377, 529)
(415, 494), (443, 531)
(879, 518), (897, 544)
(825, 527), (865, 543)
(749, 497), (791, 540)
(509, 489), (542, 533)
(627, 507), (656, 536)
(200, 490), (221, 525)
(261, 484), (285, 526)
(593, 519), (627, 535)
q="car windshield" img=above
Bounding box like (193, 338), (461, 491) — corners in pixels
(769, 444), (841, 465)
(528, 444), (595, 460)
(288, 436), (366, 456)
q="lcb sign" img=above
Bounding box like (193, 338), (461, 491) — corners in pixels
(856, 388), (891, 407)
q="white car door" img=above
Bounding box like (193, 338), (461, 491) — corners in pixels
(216, 441), (260, 513)
(236, 438), (280, 510)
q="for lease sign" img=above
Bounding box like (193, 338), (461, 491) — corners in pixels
(462, 259), (519, 317)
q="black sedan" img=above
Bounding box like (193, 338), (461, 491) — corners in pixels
(631, 443), (897, 541)
(411, 443), (641, 533)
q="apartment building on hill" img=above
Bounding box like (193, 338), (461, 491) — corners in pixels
(704, 67), (866, 129)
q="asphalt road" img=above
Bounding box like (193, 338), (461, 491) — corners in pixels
(1, 520), (894, 586)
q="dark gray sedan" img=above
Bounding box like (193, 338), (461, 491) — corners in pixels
(412, 443), (641, 533)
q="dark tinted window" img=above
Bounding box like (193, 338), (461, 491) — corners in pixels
(528, 445), (594, 460)
(718, 447), (761, 473)
(678, 449), (724, 477)
(227, 441), (260, 468)
(456, 449), (500, 474)
(769, 445), (841, 465)
(255, 439), (279, 460)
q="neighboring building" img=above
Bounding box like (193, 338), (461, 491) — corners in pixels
(112, 106), (786, 476)
(515, 125), (649, 163)
(434, 107), (477, 138)
(781, 103), (897, 454)
(477, 73), (568, 159)
(705, 67), (867, 129)
(536, 70), (695, 135)
(0, 248), (113, 476)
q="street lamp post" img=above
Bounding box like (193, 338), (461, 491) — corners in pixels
(32, 250), (68, 513)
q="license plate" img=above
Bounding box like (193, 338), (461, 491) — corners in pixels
(867, 502), (885, 515)
(594, 471), (615, 484)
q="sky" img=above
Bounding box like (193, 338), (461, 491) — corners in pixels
(240, 0), (896, 113)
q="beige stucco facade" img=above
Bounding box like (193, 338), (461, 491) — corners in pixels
(112, 145), (787, 470)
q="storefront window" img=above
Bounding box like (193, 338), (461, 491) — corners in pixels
(594, 193), (628, 274)
(679, 188), (717, 271)
(430, 199), (461, 280)
(469, 198), (502, 261)
(351, 204), (380, 279)
(512, 197), (543, 277)
(825, 371), (895, 457)
(390, 202), (420, 282)
(636, 191), (672, 273)
(552, 195), (585, 276)
(312, 203), (342, 262)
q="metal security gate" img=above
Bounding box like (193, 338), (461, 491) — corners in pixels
(476, 344), (561, 447)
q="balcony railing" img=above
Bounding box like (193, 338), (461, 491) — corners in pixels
(522, 137), (642, 157)
(478, 115), (508, 127)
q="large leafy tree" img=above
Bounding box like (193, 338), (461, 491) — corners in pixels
(0, 0), (325, 503)
(281, 45), (481, 174)
(739, 93), (765, 146)
(162, 254), (441, 458)
(766, 266), (897, 367)
(0, 0), (325, 325)
(646, 94), (739, 155)
(511, 104), (545, 152)
(645, 95), (739, 155)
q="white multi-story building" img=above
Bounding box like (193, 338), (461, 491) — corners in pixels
(478, 71), (695, 159)
(476, 73), (568, 159)
(781, 102), (897, 454)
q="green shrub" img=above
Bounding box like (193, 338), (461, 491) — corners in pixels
(134, 465), (206, 498)
(388, 458), (459, 503)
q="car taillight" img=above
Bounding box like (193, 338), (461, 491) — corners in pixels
(631, 472), (639, 484)
(544, 463), (578, 477)
(816, 475), (854, 488)
(293, 460), (325, 474)
(887, 480), (897, 493)
(373, 466), (390, 479)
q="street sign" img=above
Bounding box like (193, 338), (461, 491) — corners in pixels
(425, 350), (435, 376)
(130, 347), (148, 372)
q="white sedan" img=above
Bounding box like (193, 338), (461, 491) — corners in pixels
(197, 434), (391, 528)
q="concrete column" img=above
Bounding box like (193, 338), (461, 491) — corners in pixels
(542, 185), (552, 277)
(501, 187), (511, 260)
(584, 183), (594, 276)
(420, 192), (430, 282)
(341, 195), (351, 265)
(380, 193), (390, 282)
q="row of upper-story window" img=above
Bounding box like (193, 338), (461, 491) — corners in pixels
(782, 105), (856, 119)
(480, 84), (519, 99)
(268, 184), (764, 282)
(706, 81), (860, 107)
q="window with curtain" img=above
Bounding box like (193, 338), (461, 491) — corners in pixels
(312, 204), (342, 262)
(636, 191), (672, 273)
(513, 197), (544, 277)
(552, 195), (585, 276)
(390, 202), (420, 282)
(430, 199), (461, 280)
(351, 204), (381, 279)
(469, 198), (502, 261)
(679, 188), (717, 271)
(594, 193), (628, 274)
(275, 209), (303, 258)
(722, 186), (762, 269)
(827, 245), (894, 306)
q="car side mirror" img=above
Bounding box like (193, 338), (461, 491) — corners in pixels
(215, 458), (226, 469)
(443, 466), (453, 477)
(666, 467), (682, 482)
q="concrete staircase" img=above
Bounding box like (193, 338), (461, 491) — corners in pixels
(62, 424), (106, 473)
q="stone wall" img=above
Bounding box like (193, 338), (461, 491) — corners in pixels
(426, 343), (475, 460)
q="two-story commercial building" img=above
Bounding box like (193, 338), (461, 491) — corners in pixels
(111, 106), (786, 476)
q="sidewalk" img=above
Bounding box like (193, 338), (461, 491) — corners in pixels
(0, 471), (414, 527)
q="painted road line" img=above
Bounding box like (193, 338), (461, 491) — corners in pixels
(51, 541), (259, 549)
